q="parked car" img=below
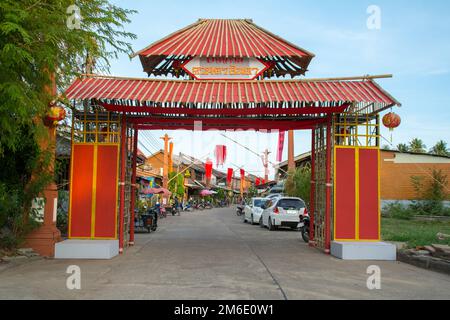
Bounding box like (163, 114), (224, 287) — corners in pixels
(265, 193), (284, 200)
(244, 197), (268, 225)
(261, 197), (306, 231)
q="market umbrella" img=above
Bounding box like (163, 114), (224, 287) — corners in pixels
(142, 187), (172, 196)
(200, 189), (214, 197)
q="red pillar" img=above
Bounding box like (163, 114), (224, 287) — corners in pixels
(129, 126), (138, 246)
(309, 128), (316, 246)
(118, 115), (127, 253)
(325, 119), (332, 253)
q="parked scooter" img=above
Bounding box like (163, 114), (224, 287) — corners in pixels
(236, 204), (244, 216)
(298, 211), (310, 243)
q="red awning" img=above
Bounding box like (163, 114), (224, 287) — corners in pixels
(65, 76), (399, 108)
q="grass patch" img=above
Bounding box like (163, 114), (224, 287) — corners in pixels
(382, 217), (450, 248)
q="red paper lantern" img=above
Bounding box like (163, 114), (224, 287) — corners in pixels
(382, 112), (401, 131)
(255, 178), (261, 186)
(45, 105), (66, 125)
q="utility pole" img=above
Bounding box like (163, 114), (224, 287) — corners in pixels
(288, 130), (295, 171)
(262, 149), (271, 182)
(160, 134), (172, 192)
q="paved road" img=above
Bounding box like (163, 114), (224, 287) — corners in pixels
(1, 207), (449, 299)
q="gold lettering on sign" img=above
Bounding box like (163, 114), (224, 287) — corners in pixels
(191, 65), (260, 76)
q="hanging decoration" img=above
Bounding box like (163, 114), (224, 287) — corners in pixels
(382, 112), (401, 131)
(255, 178), (261, 186)
(382, 112), (401, 142)
(277, 131), (285, 162)
(227, 168), (233, 186)
(262, 179), (266, 185)
(215, 145), (227, 167)
(205, 159), (213, 181)
(45, 105), (66, 126)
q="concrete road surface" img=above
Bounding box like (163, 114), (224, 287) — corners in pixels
(0, 207), (449, 299)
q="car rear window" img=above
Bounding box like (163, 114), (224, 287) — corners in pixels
(277, 199), (305, 210)
(254, 199), (263, 207)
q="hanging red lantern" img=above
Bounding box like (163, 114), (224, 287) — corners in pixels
(382, 112), (401, 131)
(215, 145), (227, 167)
(45, 105), (66, 126)
(255, 178), (261, 186)
(205, 159), (213, 181)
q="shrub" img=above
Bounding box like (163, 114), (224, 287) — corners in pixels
(382, 202), (413, 220)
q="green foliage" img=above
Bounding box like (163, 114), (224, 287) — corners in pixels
(0, 0), (136, 249)
(410, 170), (450, 216)
(168, 172), (185, 198)
(284, 167), (311, 206)
(397, 143), (410, 152)
(408, 138), (427, 154)
(382, 202), (414, 220)
(56, 190), (69, 236)
(430, 140), (450, 157)
(0, 125), (52, 248)
(215, 188), (226, 200)
(382, 217), (450, 248)
(0, 0), (136, 155)
(247, 186), (258, 198)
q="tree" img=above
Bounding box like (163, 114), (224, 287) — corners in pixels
(409, 138), (427, 153)
(168, 172), (185, 199)
(0, 0), (136, 154)
(284, 167), (311, 206)
(0, 0), (136, 248)
(430, 140), (450, 157)
(397, 143), (410, 153)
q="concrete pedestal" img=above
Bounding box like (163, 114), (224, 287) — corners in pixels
(331, 241), (397, 261)
(55, 240), (119, 259)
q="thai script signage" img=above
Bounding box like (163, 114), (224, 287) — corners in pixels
(182, 57), (269, 80)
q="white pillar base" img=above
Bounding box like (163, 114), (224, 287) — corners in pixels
(331, 241), (397, 261)
(55, 240), (119, 259)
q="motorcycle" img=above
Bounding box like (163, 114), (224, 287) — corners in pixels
(171, 203), (181, 216)
(236, 204), (244, 216)
(298, 212), (310, 243)
(182, 203), (193, 212)
(135, 207), (158, 233)
(204, 201), (213, 210)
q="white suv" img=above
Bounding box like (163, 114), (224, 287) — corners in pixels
(261, 197), (306, 231)
(244, 197), (268, 225)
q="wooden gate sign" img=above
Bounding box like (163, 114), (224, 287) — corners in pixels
(182, 57), (269, 80)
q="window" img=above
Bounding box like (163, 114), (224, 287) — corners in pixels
(276, 199), (305, 210)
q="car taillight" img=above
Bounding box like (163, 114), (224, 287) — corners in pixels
(304, 208), (309, 217)
(273, 207), (279, 214)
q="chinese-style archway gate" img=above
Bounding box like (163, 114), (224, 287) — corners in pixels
(62, 19), (400, 258)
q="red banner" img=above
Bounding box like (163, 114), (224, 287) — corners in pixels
(205, 160), (213, 180)
(277, 131), (285, 162)
(227, 168), (233, 186)
(215, 145), (227, 167)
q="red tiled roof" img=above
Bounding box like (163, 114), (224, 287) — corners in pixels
(65, 75), (399, 108)
(133, 19), (315, 77)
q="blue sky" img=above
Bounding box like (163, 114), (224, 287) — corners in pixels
(107, 0), (450, 177)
